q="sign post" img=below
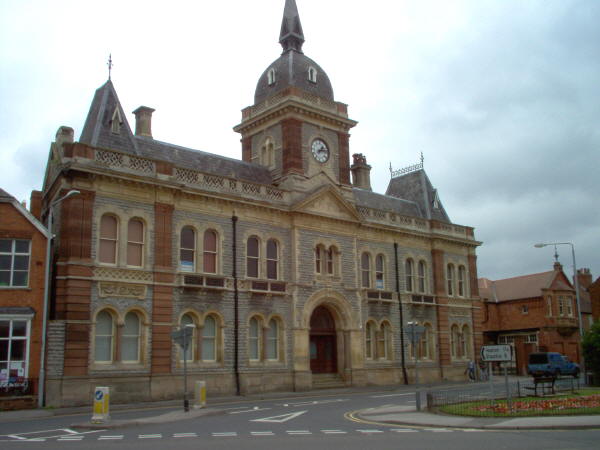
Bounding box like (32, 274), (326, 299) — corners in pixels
(480, 345), (513, 410)
(171, 325), (195, 412)
(91, 386), (110, 423)
(406, 322), (426, 411)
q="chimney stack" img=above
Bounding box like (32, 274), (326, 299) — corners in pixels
(577, 268), (592, 289)
(133, 106), (155, 138)
(350, 153), (372, 191)
(30, 190), (42, 220)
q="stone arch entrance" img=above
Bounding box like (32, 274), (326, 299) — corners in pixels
(309, 305), (337, 373)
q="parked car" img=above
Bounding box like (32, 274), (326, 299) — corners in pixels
(527, 352), (580, 379)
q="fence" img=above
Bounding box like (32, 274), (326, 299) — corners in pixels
(426, 377), (599, 417)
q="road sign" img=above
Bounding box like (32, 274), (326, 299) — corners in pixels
(171, 327), (194, 349)
(480, 344), (512, 362)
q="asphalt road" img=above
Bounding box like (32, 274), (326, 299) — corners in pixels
(1, 383), (599, 449)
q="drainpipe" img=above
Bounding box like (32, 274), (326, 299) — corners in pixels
(394, 243), (409, 385)
(231, 214), (241, 396)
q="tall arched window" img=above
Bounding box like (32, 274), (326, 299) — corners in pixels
(180, 314), (195, 362)
(365, 321), (376, 360)
(327, 247), (335, 275)
(266, 239), (278, 280)
(260, 138), (274, 167)
(127, 219), (144, 267)
(375, 254), (385, 289)
(247, 237), (259, 278)
(418, 261), (426, 293)
(180, 226), (195, 272)
(94, 310), (114, 362)
(122, 312), (141, 362)
(378, 322), (391, 359)
(308, 66), (317, 83)
(458, 265), (466, 297)
(249, 317), (260, 361)
(315, 245), (325, 274)
(405, 258), (414, 292)
(420, 323), (433, 360)
(203, 230), (217, 273)
(266, 319), (279, 360)
(447, 264), (456, 296)
(267, 68), (276, 85)
(361, 253), (371, 288)
(202, 315), (217, 362)
(99, 214), (118, 264)
(461, 324), (471, 358)
(450, 324), (460, 359)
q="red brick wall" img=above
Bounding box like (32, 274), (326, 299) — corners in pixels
(281, 118), (303, 176)
(0, 202), (47, 394)
(241, 136), (252, 163)
(337, 132), (350, 185)
(590, 278), (600, 322)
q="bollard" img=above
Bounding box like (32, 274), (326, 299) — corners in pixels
(194, 380), (206, 409)
(91, 386), (110, 423)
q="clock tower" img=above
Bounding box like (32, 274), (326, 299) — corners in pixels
(234, 0), (357, 193)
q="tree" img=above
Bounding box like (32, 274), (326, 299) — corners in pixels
(582, 321), (600, 384)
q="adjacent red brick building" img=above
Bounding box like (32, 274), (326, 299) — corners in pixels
(0, 188), (49, 409)
(479, 262), (588, 375)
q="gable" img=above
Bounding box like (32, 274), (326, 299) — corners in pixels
(292, 186), (360, 222)
(549, 270), (574, 292)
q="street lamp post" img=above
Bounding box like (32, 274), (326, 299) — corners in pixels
(534, 242), (585, 376)
(39, 190), (80, 408)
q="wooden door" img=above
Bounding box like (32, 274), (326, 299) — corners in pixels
(309, 306), (337, 373)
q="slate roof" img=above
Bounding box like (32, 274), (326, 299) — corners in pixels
(79, 81), (273, 185)
(353, 188), (423, 218)
(0, 187), (15, 201)
(478, 269), (573, 302)
(386, 169), (450, 223)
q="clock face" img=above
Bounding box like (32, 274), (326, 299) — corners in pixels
(311, 139), (329, 163)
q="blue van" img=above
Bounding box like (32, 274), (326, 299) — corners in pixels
(527, 352), (580, 378)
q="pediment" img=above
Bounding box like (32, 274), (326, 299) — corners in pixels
(292, 186), (361, 222)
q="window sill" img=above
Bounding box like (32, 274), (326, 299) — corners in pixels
(0, 286), (31, 290)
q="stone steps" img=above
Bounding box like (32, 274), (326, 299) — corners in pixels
(312, 373), (346, 389)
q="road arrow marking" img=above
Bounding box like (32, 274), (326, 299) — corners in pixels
(251, 410), (308, 423)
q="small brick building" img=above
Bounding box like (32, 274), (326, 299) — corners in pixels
(479, 262), (588, 375)
(0, 188), (49, 409)
(39, 0), (482, 407)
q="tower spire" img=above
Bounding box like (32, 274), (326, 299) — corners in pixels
(279, 0), (304, 53)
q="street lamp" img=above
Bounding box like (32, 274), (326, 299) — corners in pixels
(39, 190), (80, 408)
(534, 242), (585, 375)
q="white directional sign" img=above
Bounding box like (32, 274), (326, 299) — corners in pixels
(251, 410), (307, 423)
(480, 344), (512, 362)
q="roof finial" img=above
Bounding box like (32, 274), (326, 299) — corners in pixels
(279, 0), (305, 53)
(554, 245), (559, 263)
(420, 151), (424, 166)
(107, 54), (113, 81)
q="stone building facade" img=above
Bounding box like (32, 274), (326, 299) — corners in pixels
(40, 0), (481, 407)
(0, 188), (49, 409)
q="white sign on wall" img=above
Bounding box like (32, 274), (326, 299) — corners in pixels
(480, 344), (512, 362)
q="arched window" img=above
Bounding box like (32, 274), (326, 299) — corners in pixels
(249, 317), (261, 361)
(203, 230), (217, 274)
(247, 237), (259, 278)
(111, 108), (122, 134)
(99, 214), (118, 264)
(180, 314), (195, 362)
(447, 264), (456, 296)
(458, 265), (466, 297)
(260, 138), (275, 168)
(461, 324), (471, 358)
(122, 312), (141, 362)
(405, 258), (414, 292)
(94, 310), (114, 362)
(418, 261), (426, 294)
(315, 245), (325, 274)
(365, 321), (376, 360)
(180, 226), (195, 272)
(375, 254), (385, 290)
(378, 322), (392, 359)
(267, 68), (276, 85)
(202, 315), (217, 362)
(266, 239), (278, 280)
(127, 218), (144, 267)
(308, 66), (317, 83)
(450, 324), (460, 359)
(266, 318), (279, 360)
(361, 253), (371, 288)
(327, 246), (335, 275)
(420, 323), (434, 360)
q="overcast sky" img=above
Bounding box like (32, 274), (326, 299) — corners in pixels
(1, 0), (598, 282)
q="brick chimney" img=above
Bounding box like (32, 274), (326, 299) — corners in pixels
(30, 190), (42, 220)
(350, 153), (372, 191)
(133, 106), (155, 138)
(577, 268), (592, 289)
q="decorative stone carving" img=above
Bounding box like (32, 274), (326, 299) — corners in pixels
(98, 282), (147, 299)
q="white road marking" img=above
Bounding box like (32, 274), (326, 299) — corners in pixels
(426, 428), (453, 432)
(6, 435), (27, 440)
(391, 428), (418, 433)
(174, 433), (197, 438)
(139, 434), (162, 439)
(321, 429), (347, 434)
(286, 430), (312, 435)
(24, 438), (46, 441)
(57, 436), (84, 441)
(287, 398), (348, 407)
(98, 435), (123, 440)
(212, 432), (237, 437)
(251, 410), (307, 423)
(250, 431), (275, 436)
(462, 429), (485, 432)
(230, 407), (271, 414)
(370, 392), (415, 398)
(357, 429), (384, 434)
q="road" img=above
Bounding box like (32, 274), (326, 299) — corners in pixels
(1, 383), (598, 449)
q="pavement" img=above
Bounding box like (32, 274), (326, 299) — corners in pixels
(1, 378), (599, 431)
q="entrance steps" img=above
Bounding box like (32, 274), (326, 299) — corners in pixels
(312, 373), (346, 389)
